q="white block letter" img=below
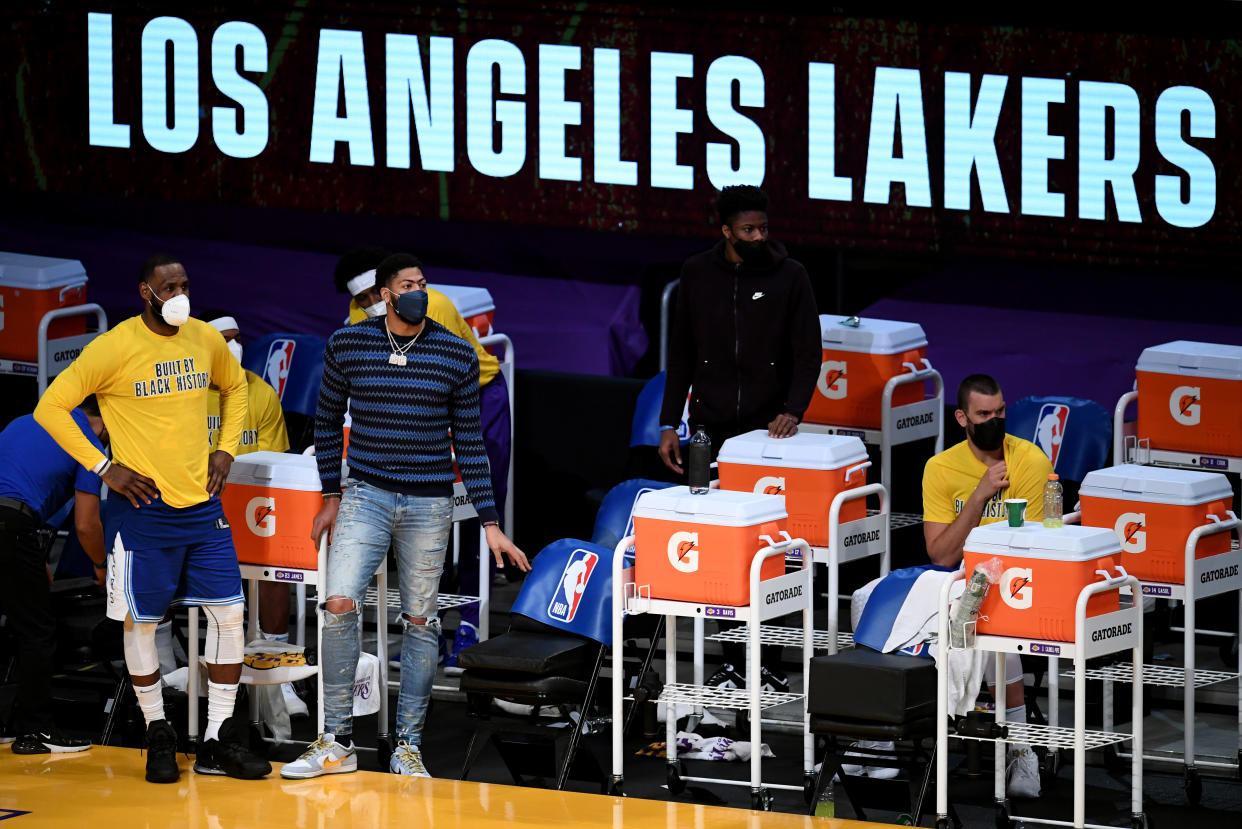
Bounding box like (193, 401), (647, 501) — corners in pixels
(466, 39), (526, 179)
(212, 21), (269, 159)
(309, 29), (374, 166)
(943, 72), (1008, 212)
(1020, 76), (1066, 217)
(87, 12), (130, 148)
(593, 48), (637, 185)
(538, 44), (582, 182)
(863, 67), (931, 207)
(705, 55), (765, 188)
(807, 62), (851, 201)
(1155, 86), (1216, 229)
(650, 52), (694, 190)
(1078, 81), (1141, 222)
(386, 34), (454, 171)
(141, 16), (199, 154)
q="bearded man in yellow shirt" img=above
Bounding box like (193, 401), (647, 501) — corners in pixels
(34, 255), (270, 784)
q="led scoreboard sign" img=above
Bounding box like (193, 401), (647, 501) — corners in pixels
(5, 4), (1237, 265)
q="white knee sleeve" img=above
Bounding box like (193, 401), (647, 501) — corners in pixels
(983, 652), (1024, 687)
(202, 602), (246, 665)
(123, 617), (161, 676)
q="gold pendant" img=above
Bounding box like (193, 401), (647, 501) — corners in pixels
(389, 353), (407, 366)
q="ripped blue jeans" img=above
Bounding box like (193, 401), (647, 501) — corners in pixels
(321, 479), (452, 747)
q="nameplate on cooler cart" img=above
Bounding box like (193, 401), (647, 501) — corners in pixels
(1198, 456), (1228, 470)
(890, 397), (940, 442)
(1141, 584), (1173, 597)
(274, 569), (304, 582)
(704, 606), (736, 619)
(1029, 642), (1061, 656)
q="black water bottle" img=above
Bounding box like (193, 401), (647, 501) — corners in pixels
(688, 427), (711, 494)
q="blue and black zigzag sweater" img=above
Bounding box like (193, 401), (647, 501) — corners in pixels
(314, 316), (498, 525)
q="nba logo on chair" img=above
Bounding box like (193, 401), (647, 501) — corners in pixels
(1033, 404), (1070, 470)
(263, 339), (296, 399)
(547, 548), (599, 623)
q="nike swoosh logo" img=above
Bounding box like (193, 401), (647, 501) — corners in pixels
(752, 291), (765, 300)
(322, 755), (344, 769)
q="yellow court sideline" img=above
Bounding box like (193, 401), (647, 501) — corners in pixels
(0, 745), (887, 829)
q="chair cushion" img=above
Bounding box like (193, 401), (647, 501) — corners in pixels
(808, 713), (936, 740)
(456, 629), (597, 676)
(459, 671), (589, 705)
(808, 647), (937, 724)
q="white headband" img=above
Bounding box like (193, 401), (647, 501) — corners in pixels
(207, 315), (239, 333)
(346, 269), (377, 296)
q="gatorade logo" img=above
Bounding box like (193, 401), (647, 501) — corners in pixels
(1170, 385), (1201, 426)
(667, 531), (699, 574)
(896, 412), (934, 430)
(1114, 512), (1147, 553)
(765, 585), (803, 605)
(246, 496), (276, 538)
(844, 529), (881, 547)
(1000, 567), (1033, 610)
(1091, 623), (1133, 642)
(754, 475), (785, 495)
(817, 360), (848, 400)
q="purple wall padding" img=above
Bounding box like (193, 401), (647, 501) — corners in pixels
(0, 223), (648, 377)
(863, 298), (1242, 411)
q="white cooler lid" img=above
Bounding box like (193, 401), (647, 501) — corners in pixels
(0, 252), (88, 290)
(717, 429), (868, 470)
(227, 451), (321, 491)
(633, 486), (786, 527)
(819, 314), (927, 355)
(1137, 340), (1242, 381)
(436, 284), (495, 319)
(965, 523), (1121, 561)
(1080, 463), (1233, 506)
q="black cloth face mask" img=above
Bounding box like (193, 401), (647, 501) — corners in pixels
(967, 416), (1006, 452)
(389, 289), (428, 326)
(732, 239), (773, 268)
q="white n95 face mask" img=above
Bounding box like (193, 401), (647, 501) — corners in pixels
(227, 340), (244, 364)
(364, 300), (386, 318)
(147, 283), (191, 327)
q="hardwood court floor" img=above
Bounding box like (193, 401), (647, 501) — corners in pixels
(0, 745), (885, 829)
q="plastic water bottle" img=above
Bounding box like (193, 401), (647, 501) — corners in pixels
(1042, 473), (1063, 528)
(688, 428), (711, 494)
(814, 775), (835, 818)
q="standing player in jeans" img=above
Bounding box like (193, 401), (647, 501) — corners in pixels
(34, 254), (270, 783)
(281, 253), (528, 780)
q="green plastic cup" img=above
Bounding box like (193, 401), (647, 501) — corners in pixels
(1004, 498), (1027, 527)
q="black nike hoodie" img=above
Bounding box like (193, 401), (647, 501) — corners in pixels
(660, 239), (822, 432)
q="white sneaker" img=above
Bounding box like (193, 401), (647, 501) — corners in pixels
(1006, 745), (1042, 799)
(282, 683), (309, 718)
(279, 733), (358, 779)
(389, 741), (431, 777)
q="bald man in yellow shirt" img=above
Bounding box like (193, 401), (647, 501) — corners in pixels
(334, 248), (509, 665)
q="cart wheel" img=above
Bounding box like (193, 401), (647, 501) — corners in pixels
(607, 776), (625, 797)
(750, 788), (773, 811)
(935, 818), (951, 829)
(995, 800), (1011, 829)
(1184, 767), (1202, 806)
(802, 772), (817, 805)
(666, 761), (686, 795)
(1130, 813), (1149, 829)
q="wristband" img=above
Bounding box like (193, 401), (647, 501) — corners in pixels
(94, 562), (107, 570)
(93, 457), (112, 476)
(482, 521), (499, 528)
(659, 425), (677, 431)
(322, 492), (342, 500)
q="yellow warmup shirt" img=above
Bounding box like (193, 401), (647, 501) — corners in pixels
(922, 434), (1054, 525)
(348, 289), (499, 386)
(208, 369), (290, 454)
(35, 315), (247, 508)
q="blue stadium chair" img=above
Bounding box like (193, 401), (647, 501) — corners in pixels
(241, 333), (327, 419)
(589, 478), (676, 552)
(1006, 395), (1112, 485)
(629, 371), (690, 448)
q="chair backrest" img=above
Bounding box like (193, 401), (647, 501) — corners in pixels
(629, 371), (690, 448)
(242, 333), (327, 419)
(1006, 395), (1111, 483)
(510, 539), (616, 645)
(589, 478), (676, 551)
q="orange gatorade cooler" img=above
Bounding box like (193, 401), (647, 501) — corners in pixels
(963, 524), (1120, 642)
(632, 487), (787, 606)
(222, 451), (322, 569)
(0, 252), (89, 361)
(1136, 341), (1242, 456)
(717, 429), (869, 546)
(437, 284), (496, 341)
(1079, 464), (1233, 583)
(803, 315), (928, 429)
